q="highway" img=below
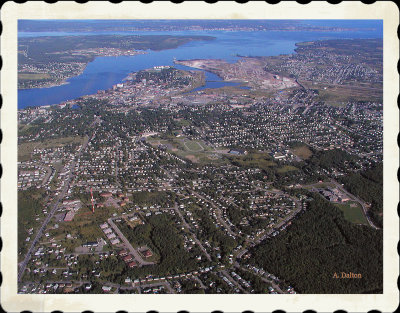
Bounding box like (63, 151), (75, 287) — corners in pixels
(18, 135), (90, 282)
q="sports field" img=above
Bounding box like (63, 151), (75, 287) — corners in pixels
(335, 202), (369, 225)
(147, 135), (224, 164)
(291, 144), (313, 159)
(183, 140), (204, 152)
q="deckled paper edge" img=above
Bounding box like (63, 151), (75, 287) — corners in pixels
(1, 1), (398, 312)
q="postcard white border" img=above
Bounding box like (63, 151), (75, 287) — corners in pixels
(1, 1), (398, 312)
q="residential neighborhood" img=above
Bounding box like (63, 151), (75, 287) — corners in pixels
(17, 24), (384, 295)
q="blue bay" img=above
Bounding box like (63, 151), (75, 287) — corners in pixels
(18, 21), (383, 109)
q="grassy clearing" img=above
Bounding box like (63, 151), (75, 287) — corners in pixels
(174, 119), (191, 127)
(19, 123), (34, 134)
(335, 202), (368, 225)
(19, 73), (51, 80)
(18, 136), (83, 162)
(291, 145), (313, 160)
(230, 152), (277, 169)
(50, 205), (123, 252)
(276, 165), (299, 173)
(148, 135), (224, 164)
(316, 84), (382, 105)
(184, 140), (204, 152)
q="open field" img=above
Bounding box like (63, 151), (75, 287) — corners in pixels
(50, 204), (123, 253)
(147, 135), (226, 164)
(19, 73), (51, 80)
(184, 140), (204, 152)
(18, 136), (83, 162)
(335, 202), (369, 225)
(19, 124), (34, 134)
(313, 83), (383, 105)
(174, 118), (192, 127)
(276, 165), (299, 173)
(229, 152), (277, 169)
(291, 144), (313, 160)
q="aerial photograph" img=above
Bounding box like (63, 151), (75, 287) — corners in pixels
(17, 19), (383, 295)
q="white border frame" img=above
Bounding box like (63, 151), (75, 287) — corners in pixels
(1, 2), (398, 312)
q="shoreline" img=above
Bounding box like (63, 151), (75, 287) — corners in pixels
(18, 79), (71, 90)
(18, 50), (148, 91)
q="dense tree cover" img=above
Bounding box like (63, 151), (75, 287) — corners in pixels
(117, 214), (204, 278)
(307, 148), (357, 171)
(19, 35), (214, 65)
(130, 191), (175, 207)
(249, 195), (382, 294)
(178, 278), (204, 293)
(76, 254), (126, 283)
(118, 220), (158, 256)
(194, 209), (238, 260)
(339, 163), (383, 228)
(228, 153), (309, 188)
(226, 206), (248, 225)
(234, 267), (269, 293)
(18, 188), (47, 259)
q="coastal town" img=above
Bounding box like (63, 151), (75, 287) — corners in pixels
(17, 35), (383, 295)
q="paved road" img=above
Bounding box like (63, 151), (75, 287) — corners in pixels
(138, 281), (175, 294)
(173, 203), (212, 262)
(40, 164), (54, 186)
(255, 200), (302, 245)
(329, 179), (380, 229)
(297, 180), (380, 229)
(107, 217), (154, 266)
(235, 202), (301, 259)
(233, 198), (302, 293)
(114, 142), (122, 189)
(191, 190), (238, 237)
(220, 270), (248, 293)
(193, 276), (207, 289)
(233, 264), (284, 294)
(18, 135), (90, 282)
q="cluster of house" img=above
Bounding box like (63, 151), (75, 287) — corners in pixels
(176, 101), (381, 164)
(78, 66), (199, 107)
(18, 61), (87, 89)
(230, 271), (251, 289)
(99, 222), (120, 245)
(264, 41), (382, 87)
(75, 131), (177, 194)
(18, 165), (47, 190)
(19, 282), (76, 294)
(245, 264), (296, 294)
(118, 250), (138, 268)
(141, 285), (166, 294)
(67, 47), (145, 58)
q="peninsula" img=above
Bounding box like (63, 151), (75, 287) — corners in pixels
(18, 35), (215, 89)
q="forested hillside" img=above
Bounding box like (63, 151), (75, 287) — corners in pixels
(249, 195), (383, 294)
(339, 163), (383, 228)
